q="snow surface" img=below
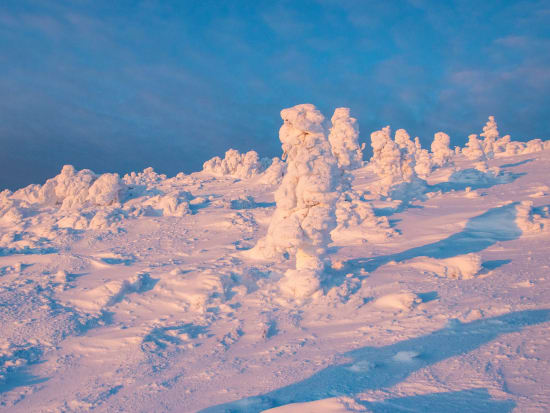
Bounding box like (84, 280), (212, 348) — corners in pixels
(1, 111), (550, 412)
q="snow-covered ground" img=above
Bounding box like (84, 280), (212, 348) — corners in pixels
(1, 111), (550, 412)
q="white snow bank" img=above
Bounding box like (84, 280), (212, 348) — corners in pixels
(203, 149), (271, 179)
(373, 292), (420, 311)
(406, 253), (482, 279)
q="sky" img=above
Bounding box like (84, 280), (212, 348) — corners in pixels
(1, 0), (549, 190)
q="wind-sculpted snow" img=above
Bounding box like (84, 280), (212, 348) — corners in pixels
(331, 192), (397, 243)
(1, 107), (550, 412)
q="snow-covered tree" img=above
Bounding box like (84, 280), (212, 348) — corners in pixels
(480, 116), (498, 158)
(328, 108), (363, 171)
(431, 132), (454, 168)
(202, 149), (270, 179)
(250, 104), (341, 298)
(463, 134), (489, 171)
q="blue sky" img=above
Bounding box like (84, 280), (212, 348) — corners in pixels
(1, 0), (549, 190)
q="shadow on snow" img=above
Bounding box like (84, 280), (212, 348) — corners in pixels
(199, 309), (550, 412)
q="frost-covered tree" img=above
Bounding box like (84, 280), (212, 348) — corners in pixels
(431, 132), (454, 168)
(480, 116), (498, 158)
(250, 104), (341, 298)
(202, 149), (270, 179)
(413, 137), (432, 178)
(463, 134), (488, 171)
(369, 126), (402, 191)
(328, 108), (363, 171)
(394, 129), (419, 181)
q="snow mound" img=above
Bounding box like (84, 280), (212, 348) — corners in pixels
(392, 350), (420, 362)
(332, 193), (397, 243)
(515, 201), (549, 234)
(407, 253), (483, 279)
(262, 397), (368, 412)
(203, 149), (271, 179)
(373, 292), (420, 311)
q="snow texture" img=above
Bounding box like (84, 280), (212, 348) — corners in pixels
(1, 108), (550, 413)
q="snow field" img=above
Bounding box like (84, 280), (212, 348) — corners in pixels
(0, 110), (549, 412)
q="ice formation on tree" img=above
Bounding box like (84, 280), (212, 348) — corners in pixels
(202, 149), (270, 179)
(249, 104), (341, 299)
(431, 132), (454, 168)
(328, 108), (363, 171)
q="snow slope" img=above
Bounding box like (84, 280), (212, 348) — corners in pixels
(1, 122), (550, 412)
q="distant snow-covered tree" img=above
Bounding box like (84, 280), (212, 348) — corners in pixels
(328, 108), (363, 171)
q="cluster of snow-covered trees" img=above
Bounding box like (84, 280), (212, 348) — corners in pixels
(1, 104), (549, 298)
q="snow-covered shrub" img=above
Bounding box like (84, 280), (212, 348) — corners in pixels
(123, 167), (167, 186)
(202, 149), (270, 179)
(328, 108), (363, 171)
(504, 141), (525, 156)
(249, 103), (341, 298)
(524, 139), (545, 154)
(12, 165), (125, 210)
(431, 132), (454, 168)
(86, 173), (124, 207)
(494, 134), (511, 154)
(462, 134), (486, 161)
